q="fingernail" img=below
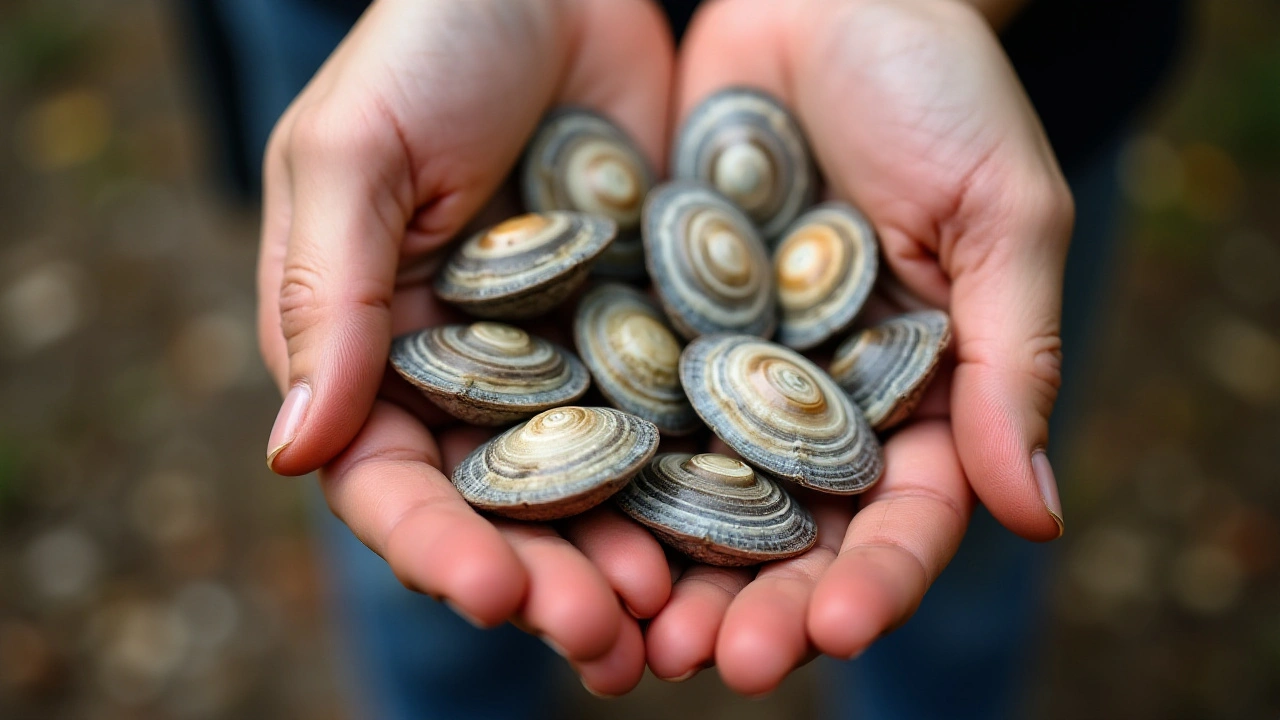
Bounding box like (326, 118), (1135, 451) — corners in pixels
(266, 383), (310, 470)
(1032, 449), (1064, 538)
(541, 635), (567, 658)
(443, 599), (485, 629)
(580, 678), (618, 699)
(666, 668), (699, 682)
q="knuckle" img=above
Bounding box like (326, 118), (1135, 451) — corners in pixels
(288, 104), (393, 162)
(277, 263), (325, 342)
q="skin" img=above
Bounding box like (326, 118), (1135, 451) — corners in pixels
(256, 0), (1069, 698)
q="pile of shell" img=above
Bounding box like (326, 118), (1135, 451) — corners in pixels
(390, 89), (952, 567)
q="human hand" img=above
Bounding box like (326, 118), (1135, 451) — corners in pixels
(645, 0), (1072, 694)
(255, 0), (676, 695)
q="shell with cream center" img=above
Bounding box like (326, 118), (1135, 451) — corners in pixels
(616, 453), (817, 566)
(774, 203), (879, 350)
(434, 211), (616, 318)
(389, 322), (589, 425)
(643, 181), (776, 340)
(452, 406), (659, 520)
(521, 108), (654, 279)
(680, 334), (883, 494)
(829, 310), (952, 431)
(573, 283), (699, 435)
(672, 87), (817, 241)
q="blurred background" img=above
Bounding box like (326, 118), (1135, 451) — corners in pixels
(1, 1), (1277, 718)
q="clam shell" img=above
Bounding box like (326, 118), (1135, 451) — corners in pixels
(680, 334), (883, 494)
(774, 202), (879, 350)
(616, 453), (817, 567)
(389, 322), (589, 426)
(434, 212), (616, 318)
(642, 181), (776, 340)
(521, 108), (654, 280)
(573, 283), (699, 435)
(672, 87), (817, 241)
(829, 310), (952, 431)
(452, 406), (660, 520)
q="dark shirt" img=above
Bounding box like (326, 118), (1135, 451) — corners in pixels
(186, 0), (1185, 195)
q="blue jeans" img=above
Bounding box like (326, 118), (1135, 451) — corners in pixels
(205, 1), (1123, 716)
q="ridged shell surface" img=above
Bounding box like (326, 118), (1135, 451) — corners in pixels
(672, 87), (817, 240)
(774, 203), (879, 350)
(680, 334), (883, 494)
(643, 181), (776, 340)
(829, 310), (952, 431)
(452, 407), (660, 520)
(573, 284), (698, 435)
(389, 322), (589, 425)
(434, 212), (616, 318)
(521, 108), (653, 279)
(616, 453), (816, 566)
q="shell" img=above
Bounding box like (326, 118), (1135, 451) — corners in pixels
(829, 310), (952, 431)
(642, 181), (776, 340)
(434, 211), (616, 318)
(615, 453), (817, 567)
(521, 108), (654, 280)
(680, 334), (883, 494)
(672, 87), (817, 241)
(389, 322), (590, 426)
(573, 283), (699, 435)
(452, 406), (660, 520)
(774, 202), (879, 350)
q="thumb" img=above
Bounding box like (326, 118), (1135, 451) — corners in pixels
(265, 108), (411, 476)
(949, 177), (1074, 541)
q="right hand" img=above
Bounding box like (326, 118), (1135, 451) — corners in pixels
(255, 0), (675, 695)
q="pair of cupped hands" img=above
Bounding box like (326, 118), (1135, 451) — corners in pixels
(257, 0), (1072, 698)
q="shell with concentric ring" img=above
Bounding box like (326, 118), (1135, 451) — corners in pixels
(434, 211), (616, 318)
(616, 453), (817, 566)
(573, 283), (699, 435)
(680, 334), (883, 494)
(389, 322), (589, 426)
(774, 202), (879, 350)
(672, 87), (817, 241)
(643, 181), (776, 340)
(521, 108), (654, 279)
(829, 310), (952, 431)
(452, 406), (660, 520)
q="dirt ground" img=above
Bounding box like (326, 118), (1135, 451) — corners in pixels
(1, 2), (1277, 719)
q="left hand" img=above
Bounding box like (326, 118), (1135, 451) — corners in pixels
(645, 0), (1073, 695)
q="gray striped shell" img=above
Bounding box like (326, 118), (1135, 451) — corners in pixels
(672, 87), (817, 241)
(573, 283), (699, 435)
(774, 203), (879, 350)
(389, 322), (589, 426)
(680, 334), (883, 494)
(434, 212), (616, 318)
(643, 181), (776, 340)
(452, 407), (659, 520)
(829, 310), (952, 431)
(615, 453), (816, 567)
(521, 108), (654, 280)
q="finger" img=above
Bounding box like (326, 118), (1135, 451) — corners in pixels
(948, 190), (1071, 541)
(264, 98), (412, 475)
(714, 496), (850, 696)
(560, 506), (673, 619)
(320, 401), (526, 627)
(574, 615), (647, 698)
(645, 565), (753, 681)
(499, 524), (623, 663)
(808, 420), (973, 659)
